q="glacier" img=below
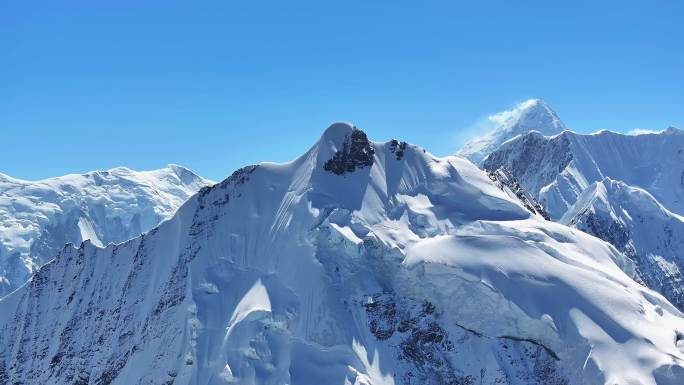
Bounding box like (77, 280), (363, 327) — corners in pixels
(1, 123), (682, 385)
(0, 164), (212, 296)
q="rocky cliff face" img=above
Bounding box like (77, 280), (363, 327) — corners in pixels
(1, 124), (682, 385)
(482, 132), (573, 211)
(323, 127), (376, 175)
(487, 167), (550, 220)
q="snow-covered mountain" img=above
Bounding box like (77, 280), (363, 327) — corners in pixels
(2, 124), (683, 385)
(0, 165), (212, 296)
(478, 123), (684, 313)
(563, 178), (684, 311)
(486, 167), (550, 220)
(457, 99), (567, 165)
(482, 127), (684, 220)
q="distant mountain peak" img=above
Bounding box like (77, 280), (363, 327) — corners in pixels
(665, 125), (683, 135)
(457, 99), (568, 164)
(0, 165), (212, 295)
(494, 99), (564, 134)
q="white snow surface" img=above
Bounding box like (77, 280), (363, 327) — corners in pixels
(1, 124), (683, 385)
(0, 164), (212, 295)
(476, 118), (684, 330)
(457, 99), (568, 165)
(483, 127), (684, 220)
(563, 178), (684, 311)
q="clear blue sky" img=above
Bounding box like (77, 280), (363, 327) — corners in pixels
(2, 1), (682, 181)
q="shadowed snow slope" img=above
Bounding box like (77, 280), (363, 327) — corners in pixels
(481, 125), (684, 336)
(0, 165), (212, 295)
(563, 178), (684, 311)
(1, 124), (683, 385)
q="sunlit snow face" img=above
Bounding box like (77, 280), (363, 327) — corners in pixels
(487, 98), (541, 128)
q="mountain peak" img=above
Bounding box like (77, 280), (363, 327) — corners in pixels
(320, 122), (357, 144)
(3, 126), (682, 385)
(664, 125), (683, 135)
(311, 122), (377, 176)
(164, 164), (209, 184)
(496, 99), (566, 135)
(102, 166), (134, 174)
(0, 164), (212, 295)
(457, 99), (568, 164)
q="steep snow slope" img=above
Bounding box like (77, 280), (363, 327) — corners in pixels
(486, 167), (550, 220)
(483, 127), (684, 220)
(1, 124), (683, 385)
(563, 178), (684, 311)
(457, 99), (567, 165)
(0, 165), (212, 295)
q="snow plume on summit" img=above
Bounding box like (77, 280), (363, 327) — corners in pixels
(488, 99), (551, 128)
(1, 124), (683, 385)
(457, 99), (567, 165)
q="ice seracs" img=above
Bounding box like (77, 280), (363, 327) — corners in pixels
(1, 124), (682, 385)
(457, 99), (568, 165)
(0, 164), (212, 296)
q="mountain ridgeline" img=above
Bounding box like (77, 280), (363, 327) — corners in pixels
(0, 123), (682, 385)
(475, 106), (684, 316)
(0, 165), (212, 296)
